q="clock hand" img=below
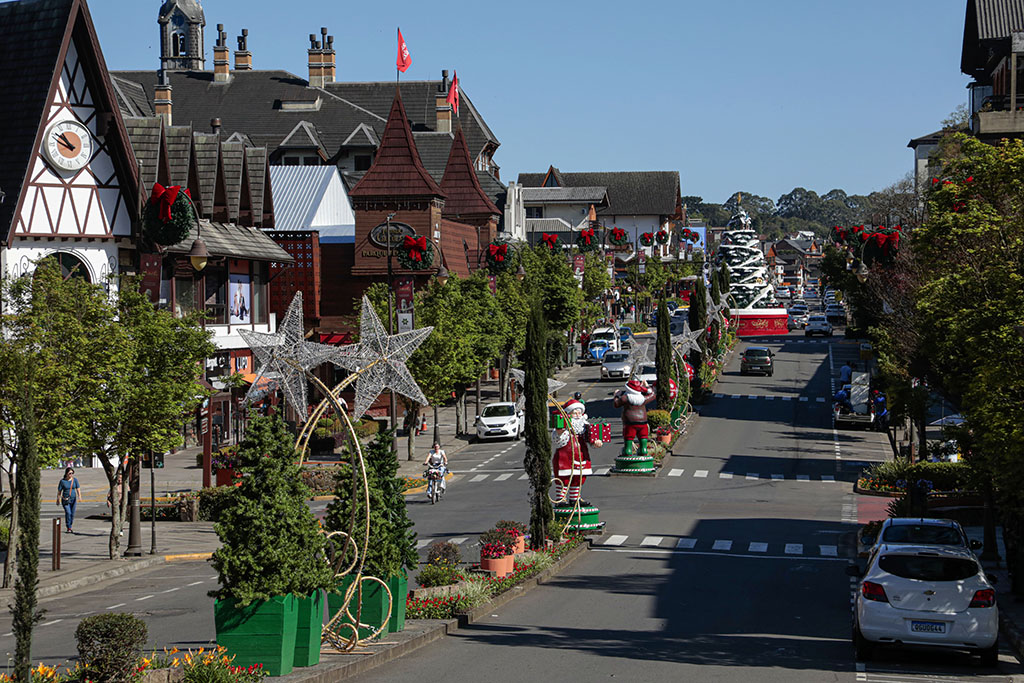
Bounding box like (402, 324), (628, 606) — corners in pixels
(54, 133), (75, 151)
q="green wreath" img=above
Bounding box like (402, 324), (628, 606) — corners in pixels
(143, 192), (194, 246)
(608, 227), (629, 246)
(576, 227), (600, 252)
(656, 230), (669, 245)
(397, 238), (434, 271)
(485, 242), (512, 274)
(639, 232), (654, 247)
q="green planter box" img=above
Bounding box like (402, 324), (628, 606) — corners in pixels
(294, 590), (324, 667)
(326, 576), (392, 641)
(214, 594), (298, 677)
(386, 573), (408, 633)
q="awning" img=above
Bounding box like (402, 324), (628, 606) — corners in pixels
(319, 332), (354, 345)
(165, 220), (294, 263)
(241, 373), (276, 392)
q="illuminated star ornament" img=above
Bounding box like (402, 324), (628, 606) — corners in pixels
(671, 320), (704, 356)
(345, 295), (433, 419)
(239, 292), (338, 417)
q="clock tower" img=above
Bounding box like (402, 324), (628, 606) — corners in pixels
(159, 0), (206, 71)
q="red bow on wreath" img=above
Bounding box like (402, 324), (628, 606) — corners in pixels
(580, 227), (595, 245)
(641, 232), (654, 243)
(488, 243), (507, 262)
(611, 227), (626, 241)
(541, 233), (558, 249)
(403, 235), (427, 262)
(150, 183), (190, 223)
(878, 231), (900, 255)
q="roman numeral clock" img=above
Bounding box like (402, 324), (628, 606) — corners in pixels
(44, 119), (93, 172)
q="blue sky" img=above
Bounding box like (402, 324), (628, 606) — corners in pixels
(92, 1), (968, 205)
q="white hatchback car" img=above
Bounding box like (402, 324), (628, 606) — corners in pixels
(849, 545), (999, 664)
(474, 402), (523, 441)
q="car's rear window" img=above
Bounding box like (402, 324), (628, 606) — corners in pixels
(882, 525), (963, 546)
(744, 349), (770, 358)
(590, 340), (608, 348)
(640, 366), (656, 375)
(878, 554), (978, 581)
(482, 405), (515, 417)
(808, 316), (826, 323)
(593, 332), (615, 341)
(604, 353), (628, 363)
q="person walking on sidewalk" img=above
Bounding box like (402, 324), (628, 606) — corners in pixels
(56, 467), (80, 533)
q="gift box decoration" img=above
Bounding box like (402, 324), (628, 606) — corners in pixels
(588, 422), (611, 442)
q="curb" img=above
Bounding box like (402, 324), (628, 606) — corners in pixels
(280, 538), (591, 682)
(1000, 610), (1024, 662)
(23, 555), (167, 600)
(165, 552), (212, 562)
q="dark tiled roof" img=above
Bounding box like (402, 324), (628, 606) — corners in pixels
(520, 186), (609, 203)
(907, 130), (944, 148)
(0, 0), (74, 241)
(414, 131), (455, 181)
(192, 132), (219, 216)
(125, 117), (163, 191)
(159, 0), (204, 23)
(112, 75), (154, 117)
(165, 124), (192, 186)
(518, 170), (680, 217)
(349, 90), (443, 198)
(246, 146), (267, 225)
(962, 0), (1024, 73)
(439, 218), (473, 278)
(279, 120), (325, 153)
(164, 219), (293, 263)
(440, 127), (499, 220)
(221, 141), (245, 222)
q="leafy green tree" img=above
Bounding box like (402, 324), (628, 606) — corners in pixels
(451, 274), (504, 434)
(521, 245), (582, 334)
(655, 298), (672, 407)
(211, 414), (334, 604)
(495, 272), (529, 401)
(364, 429), (417, 573)
(522, 297), (553, 548)
(688, 277), (708, 394)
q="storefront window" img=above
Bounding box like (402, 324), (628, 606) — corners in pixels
(204, 265), (227, 324)
(252, 261), (267, 324)
(175, 277), (197, 317)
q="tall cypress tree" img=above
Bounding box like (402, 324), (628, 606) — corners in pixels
(655, 298), (672, 408)
(709, 271), (722, 356)
(13, 364), (41, 681)
(523, 297), (553, 549)
(719, 264), (732, 318)
(688, 277), (708, 395)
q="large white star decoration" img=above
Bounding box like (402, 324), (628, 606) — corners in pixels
(344, 296), (433, 420)
(671, 320), (704, 356)
(239, 291), (338, 418)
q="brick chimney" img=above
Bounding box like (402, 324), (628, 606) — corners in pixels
(435, 70), (452, 133)
(213, 24), (230, 83)
(307, 33), (324, 86)
(321, 28), (335, 84)
(155, 70), (172, 126)
(234, 29), (252, 71)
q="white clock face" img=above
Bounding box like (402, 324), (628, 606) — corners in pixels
(44, 119), (93, 172)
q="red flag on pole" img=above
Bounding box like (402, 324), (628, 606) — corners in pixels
(446, 70), (459, 117)
(396, 28), (412, 73)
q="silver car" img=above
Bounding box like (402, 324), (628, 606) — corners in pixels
(601, 351), (633, 381)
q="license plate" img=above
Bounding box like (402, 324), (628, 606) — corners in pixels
(488, 429), (503, 435)
(911, 621), (946, 633)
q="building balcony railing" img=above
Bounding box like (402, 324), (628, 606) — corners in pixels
(974, 94), (1024, 136)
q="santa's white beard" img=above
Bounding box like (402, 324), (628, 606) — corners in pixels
(623, 390), (646, 405)
(570, 415), (587, 434)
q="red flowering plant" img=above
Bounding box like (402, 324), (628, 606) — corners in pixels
(608, 226), (629, 246)
(495, 519), (528, 539)
(479, 528), (514, 558)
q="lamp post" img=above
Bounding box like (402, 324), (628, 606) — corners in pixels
(385, 213), (398, 455)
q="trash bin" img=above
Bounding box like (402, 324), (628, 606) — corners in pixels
(860, 343), (873, 362)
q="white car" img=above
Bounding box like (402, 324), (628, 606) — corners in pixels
(474, 402), (523, 441)
(863, 518), (982, 555)
(849, 545), (998, 664)
(804, 315), (832, 337)
(635, 364), (658, 385)
(601, 351), (633, 381)
(591, 327), (620, 352)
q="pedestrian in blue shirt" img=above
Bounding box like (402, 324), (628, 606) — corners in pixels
(56, 467), (80, 533)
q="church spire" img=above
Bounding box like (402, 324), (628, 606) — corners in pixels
(159, 0), (206, 71)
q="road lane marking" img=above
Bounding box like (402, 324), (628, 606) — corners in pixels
(41, 619), (63, 627)
(797, 475), (810, 481)
(595, 467), (611, 476)
(713, 394), (724, 398)
(820, 545), (838, 556)
(641, 536), (664, 547)
(765, 396), (775, 401)
(676, 538), (697, 549)
(747, 395), (757, 399)
(187, 581), (204, 587)
(771, 474), (784, 480)
(799, 397), (809, 402)
(494, 473), (513, 482)
(519, 473), (529, 480)
(106, 603), (125, 609)
(712, 540), (732, 551)
(730, 395), (741, 399)
(135, 595), (154, 602)
(470, 474), (488, 483)
(603, 535), (628, 546)
(694, 470), (708, 478)
(781, 397), (792, 401)
(746, 473), (759, 480)
(785, 544), (803, 555)
(718, 472), (732, 479)
(822, 475), (835, 482)
(668, 469), (684, 477)
(161, 587), (180, 594)
(449, 537), (468, 545)
(416, 540), (431, 549)
(815, 397), (826, 403)
(748, 542), (768, 553)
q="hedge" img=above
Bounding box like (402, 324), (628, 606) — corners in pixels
(860, 460), (975, 493)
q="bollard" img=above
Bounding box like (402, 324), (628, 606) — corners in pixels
(52, 518), (61, 571)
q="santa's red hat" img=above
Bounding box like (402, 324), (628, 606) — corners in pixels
(562, 398), (584, 414)
(625, 379), (648, 394)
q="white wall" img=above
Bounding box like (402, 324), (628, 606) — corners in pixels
(2, 240), (120, 291)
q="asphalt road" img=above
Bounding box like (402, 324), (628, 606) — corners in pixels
(8, 315), (1024, 681)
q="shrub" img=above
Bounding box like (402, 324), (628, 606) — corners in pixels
(546, 517), (568, 541)
(630, 321), (648, 334)
(300, 466), (343, 495)
(211, 445), (239, 473)
(0, 517), (10, 551)
(353, 419), (380, 439)
(863, 460), (974, 492)
(494, 520), (527, 537)
(196, 486), (236, 522)
(647, 410), (671, 430)
(415, 563), (463, 588)
(479, 528), (514, 554)
(426, 541), (461, 567)
(75, 613), (147, 682)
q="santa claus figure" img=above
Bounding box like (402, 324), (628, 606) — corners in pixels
(552, 398), (602, 504)
(613, 379), (657, 456)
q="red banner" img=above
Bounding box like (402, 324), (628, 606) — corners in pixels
(734, 311), (789, 337)
(396, 29), (412, 73)
(140, 253), (161, 304)
(395, 276), (414, 313)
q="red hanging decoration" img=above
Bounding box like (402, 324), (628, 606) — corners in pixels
(541, 233), (559, 249)
(403, 235), (427, 262)
(639, 232), (654, 247)
(488, 243), (507, 262)
(150, 183), (188, 222)
(580, 227), (595, 245)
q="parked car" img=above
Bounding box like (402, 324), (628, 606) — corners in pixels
(825, 305), (847, 325)
(669, 320), (688, 336)
(740, 347), (774, 376)
(601, 351), (633, 381)
(776, 286), (791, 299)
(863, 518), (981, 554)
(787, 313), (807, 330)
(848, 545), (998, 664)
(474, 402), (524, 441)
(804, 315), (833, 337)
(805, 288), (818, 298)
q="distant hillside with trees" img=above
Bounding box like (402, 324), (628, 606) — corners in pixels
(683, 174), (922, 239)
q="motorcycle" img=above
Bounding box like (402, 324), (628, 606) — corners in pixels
(425, 466), (445, 504)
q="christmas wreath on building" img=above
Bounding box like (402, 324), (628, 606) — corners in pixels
(540, 232), (560, 250)
(608, 226), (629, 247)
(679, 227), (699, 242)
(639, 232), (654, 247)
(485, 241), (512, 274)
(397, 235), (434, 270)
(656, 229), (669, 245)
(143, 183), (195, 247)
(576, 226), (599, 252)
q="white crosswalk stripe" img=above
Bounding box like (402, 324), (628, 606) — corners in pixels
(815, 397), (826, 403)
(771, 474), (784, 480)
(518, 473), (529, 480)
(595, 536), (845, 557)
(494, 473), (513, 482)
(450, 537), (468, 545)
(668, 468), (685, 477)
(748, 542), (768, 553)
(746, 473), (759, 480)
(603, 535), (628, 546)
(785, 543), (803, 555)
(781, 396), (792, 401)
(416, 539), (431, 549)
(714, 394), (724, 399)
(799, 397), (809, 402)
(797, 474), (810, 481)
(712, 540), (733, 551)
(641, 536), (664, 547)
(719, 472), (733, 479)
(822, 475), (835, 482)
(676, 538), (697, 549)
(470, 474), (488, 483)
(595, 467), (611, 476)
(694, 470), (708, 478)
(820, 545), (838, 557)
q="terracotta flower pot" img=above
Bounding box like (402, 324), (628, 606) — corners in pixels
(657, 434), (672, 445)
(489, 368), (499, 380)
(512, 535), (526, 554)
(480, 554), (512, 578)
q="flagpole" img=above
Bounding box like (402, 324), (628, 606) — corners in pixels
(396, 27), (400, 87)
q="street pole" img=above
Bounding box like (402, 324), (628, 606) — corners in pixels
(124, 456), (142, 556)
(386, 213), (398, 456)
(150, 451), (156, 555)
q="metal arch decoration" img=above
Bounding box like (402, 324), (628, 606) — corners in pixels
(239, 292), (433, 653)
(509, 368), (565, 412)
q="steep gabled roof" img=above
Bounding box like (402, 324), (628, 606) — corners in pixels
(349, 89), (443, 199)
(125, 117), (164, 191)
(165, 124), (192, 186)
(342, 123), (380, 147)
(245, 146), (267, 226)
(221, 141), (245, 222)
(962, 0), (1024, 74)
(111, 75), (154, 117)
(192, 132), (219, 216)
(440, 127), (499, 219)
(518, 170), (680, 217)
(278, 120), (325, 155)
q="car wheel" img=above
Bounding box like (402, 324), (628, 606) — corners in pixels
(768, 370), (774, 377)
(979, 643), (999, 667)
(804, 332), (810, 337)
(828, 331), (833, 337)
(853, 624), (873, 662)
